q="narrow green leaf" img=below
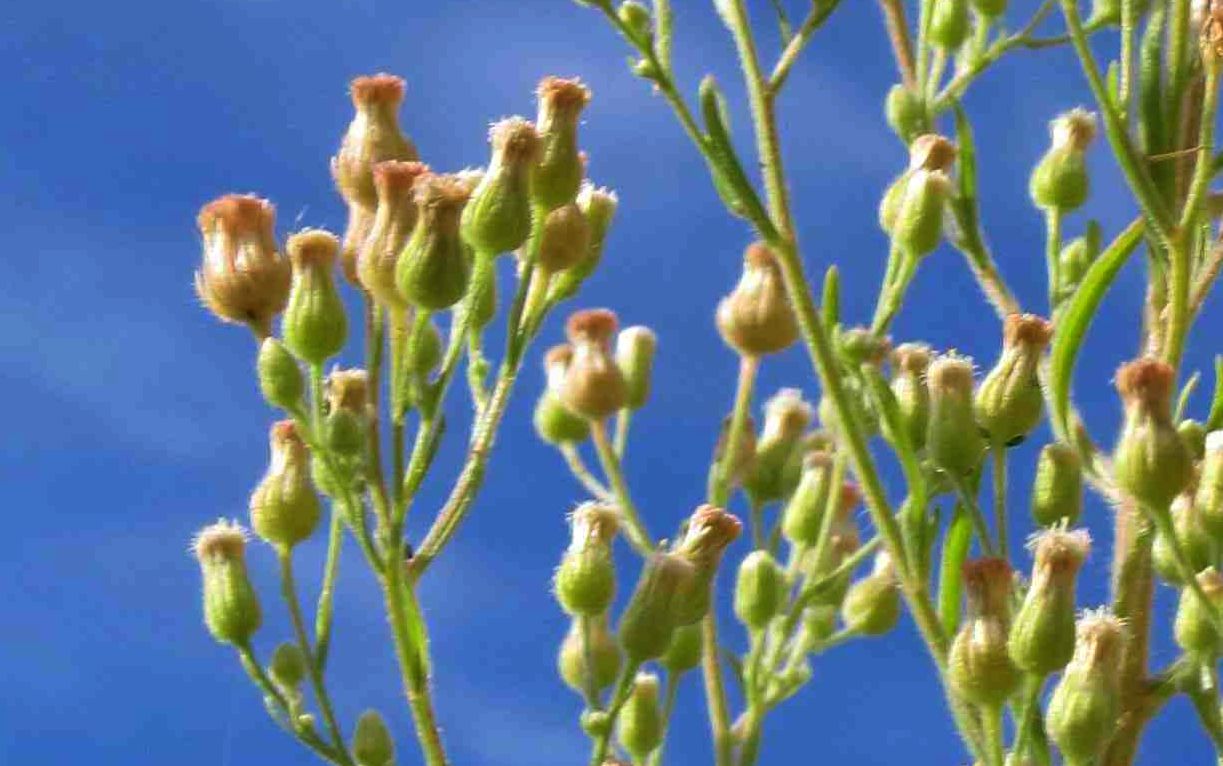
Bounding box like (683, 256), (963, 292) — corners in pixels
(1175, 371), (1201, 422)
(821, 265), (840, 331)
(937, 507), (972, 636)
(1207, 356), (1223, 431)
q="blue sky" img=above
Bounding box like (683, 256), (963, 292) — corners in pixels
(2, 0), (1218, 763)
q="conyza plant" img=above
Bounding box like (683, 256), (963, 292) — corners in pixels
(191, 1), (1223, 765)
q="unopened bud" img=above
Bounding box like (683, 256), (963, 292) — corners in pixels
(841, 552), (900, 636)
(359, 160), (430, 309)
(617, 672), (663, 761)
(800, 605), (838, 649)
(1089, 0), (1121, 25)
(734, 550), (786, 629)
(192, 521), (261, 645)
(672, 505), (743, 625)
(269, 642), (307, 691)
(560, 309), (629, 420)
(534, 77), (591, 210)
(283, 230), (347, 364)
(534, 346), (590, 444)
(558, 615), (622, 693)
(1046, 610), (1126, 765)
(615, 326), (657, 411)
(462, 117), (540, 255)
(1031, 443), (1084, 527)
(617, 2), (653, 46)
(891, 342), (933, 449)
(930, 0), (969, 49)
(549, 183), (618, 302)
(352, 709), (395, 766)
(780, 451), (834, 546)
(837, 325), (892, 368)
(885, 84), (928, 144)
(975, 313), (1053, 445)
(250, 421), (321, 550)
(555, 503), (619, 616)
(403, 313), (443, 378)
(1196, 432), (1223, 538)
(1180, 418), (1207, 460)
(970, 0), (1007, 18)
(660, 623), (703, 674)
(1009, 526), (1091, 675)
(893, 169), (952, 256)
(948, 558), (1020, 708)
(908, 134), (957, 173)
(1174, 568), (1223, 657)
(1113, 358), (1193, 510)
(1058, 231), (1099, 300)
(195, 194), (290, 337)
(321, 369), (370, 472)
(396, 174), (472, 310)
(257, 337), (305, 412)
(747, 389), (814, 503)
(1030, 109), (1096, 212)
(1153, 492), (1215, 584)
(538, 202), (591, 273)
(618, 553), (695, 660)
(927, 353), (985, 476)
(716, 242), (799, 357)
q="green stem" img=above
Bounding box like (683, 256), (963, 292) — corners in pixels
(590, 419), (653, 554)
(314, 511), (343, 669)
(767, 0), (845, 93)
(1012, 674), (1051, 765)
(559, 443), (615, 501)
(579, 615), (602, 711)
(991, 443), (1008, 558)
(646, 670), (682, 766)
(871, 247), (919, 333)
(614, 409), (632, 458)
(1045, 207), (1063, 315)
(236, 643), (347, 765)
(711, 355), (759, 507)
(701, 610), (735, 766)
(588, 664), (641, 766)
(981, 703), (1006, 766)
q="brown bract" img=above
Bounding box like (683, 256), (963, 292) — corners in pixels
(908, 133), (957, 172)
(1115, 357), (1176, 412)
(1003, 312), (1054, 349)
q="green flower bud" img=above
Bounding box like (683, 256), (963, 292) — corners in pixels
(930, 0), (969, 50)
(249, 421), (322, 550)
(534, 77), (591, 210)
(1058, 229), (1100, 301)
(559, 309), (629, 420)
(948, 559), (1020, 708)
(894, 169), (952, 256)
(672, 505), (744, 626)
(195, 194), (290, 338)
(1174, 568), (1223, 658)
(257, 337), (304, 412)
(927, 353), (985, 476)
(879, 135), (956, 239)
(778, 430), (835, 497)
(801, 486), (863, 607)
(396, 174), (472, 310)
(580, 710), (611, 740)
(885, 84), (928, 144)
(780, 451), (834, 546)
(1195, 432), (1223, 539)
(970, 0), (1007, 19)
(735, 550), (786, 630)
(890, 343), (933, 450)
(716, 242), (799, 357)
(837, 325), (893, 368)
(1031, 443), (1084, 527)
(465, 250), (498, 329)
(800, 605), (839, 650)
(1089, 0), (1121, 25)
(617, 672), (663, 761)
(555, 503), (619, 616)
(660, 623), (703, 674)
(358, 160), (430, 310)
(618, 2), (653, 46)
(1180, 418), (1207, 460)
(534, 345), (590, 444)
(324, 369), (370, 462)
(283, 229), (348, 365)
(558, 615), (622, 693)
(712, 414), (758, 494)
(352, 709), (395, 766)
(841, 552), (901, 636)
(618, 553), (695, 661)
(538, 202), (591, 273)
(1030, 109), (1096, 212)
(269, 642), (307, 692)
(403, 313), (443, 378)
(548, 183), (618, 303)
(746, 389), (814, 503)
(974, 313), (1053, 445)
(1046, 610), (1126, 765)
(1113, 358), (1193, 511)
(461, 117), (540, 255)
(615, 326), (657, 411)
(1153, 493), (1215, 584)
(878, 172), (908, 235)
(192, 521), (261, 645)
(1009, 527), (1091, 675)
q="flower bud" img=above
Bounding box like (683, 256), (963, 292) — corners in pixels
(837, 326), (892, 368)
(192, 521), (261, 645)
(930, 0), (969, 50)
(1180, 418), (1207, 460)
(250, 421), (322, 550)
(800, 605), (839, 649)
(1174, 568), (1223, 657)
(1153, 492), (1215, 584)
(396, 174), (472, 310)
(534, 345), (590, 444)
(1030, 109), (1096, 212)
(559, 309), (629, 420)
(1046, 610), (1126, 765)
(841, 551), (901, 636)
(893, 169), (952, 256)
(948, 558), (1020, 708)
(549, 183), (619, 301)
(927, 353), (985, 476)
(269, 642), (307, 692)
(1196, 431), (1223, 538)
(908, 134), (958, 174)
(1031, 443), (1084, 526)
(891, 342), (933, 449)
(1009, 526), (1091, 675)
(970, 0), (1007, 19)
(462, 117), (541, 255)
(358, 160), (430, 310)
(735, 550), (786, 629)
(257, 337), (305, 412)
(617, 672), (663, 760)
(615, 326), (657, 411)
(555, 503), (619, 616)
(660, 623), (703, 674)
(618, 553), (695, 660)
(352, 709), (395, 766)
(803, 490), (862, 607)
(712, 414), (759, 493)
(1113, 358), (1193, 510)
(1058, 233), (1098, 300)
(1089, 0), (1121, 25)
(195, 194), (290, 337)
(975, 314), (1053, 445)
(283, 230), (347, 364)
(534, 77), (591, 210)
(716, 242), (799, 357)
(672, 505), (743, 625)
(558, 615), (622, 693)
(780, 450), (834, 546)
(746, 389), (814, 503)
(618, 2), (653, 45)
(885, 84), (928, 144)
(403, 313), (443, 378)
(538, 202), (591, 273)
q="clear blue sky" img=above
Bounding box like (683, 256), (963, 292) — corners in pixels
(2, 0), (1216, 763)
